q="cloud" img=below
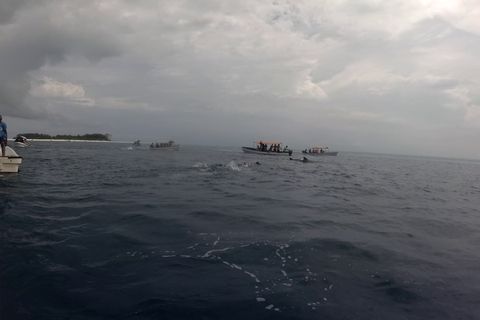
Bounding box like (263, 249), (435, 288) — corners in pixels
(0, 0), (122, 118)
(295, 77), (328, 99)
(96, 97), (157, 111)
(30, 77), (94, 107)
(0, 0), (32, 25)
(444, 85), (480, 127)
(464, 105), (480, 127)
(2, 0), (480, 158)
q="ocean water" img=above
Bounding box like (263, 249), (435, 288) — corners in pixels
(1, 141), (480, 320)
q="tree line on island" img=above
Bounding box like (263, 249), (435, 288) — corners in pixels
(18, 133), (111, 141)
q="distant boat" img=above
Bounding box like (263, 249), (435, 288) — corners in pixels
(14, 136), (32, 148)
(0, 146), (22, 173)
(149, 140), (180, 151)
(241, 141), (292, 156)
(302, 147), (338, 156)
(132, 140), (141, 147)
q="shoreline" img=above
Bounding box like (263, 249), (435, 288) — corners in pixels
(8, 138), (125, 143)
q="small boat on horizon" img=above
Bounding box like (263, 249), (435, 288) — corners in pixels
(0, 146), (23, 173)
(302, 147), (338, 156)
(149, 140), (180, 151)
(241, 141), (292, 156)
(132, 140), (141, 147)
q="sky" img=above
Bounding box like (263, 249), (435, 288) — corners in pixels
(1, 0), (480, 158)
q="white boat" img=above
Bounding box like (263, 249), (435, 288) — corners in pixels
(0, 146), (23, 173)
(241, 141), (292, 156)
(14, 141), (31, 148)
(302, 147), (338, 156)
(149, 140), (180, 151)
(14, 136), (32, 148)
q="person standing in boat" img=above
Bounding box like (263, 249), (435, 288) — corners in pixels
(257, 141), (264, 151)
(0, 115), (7, 157)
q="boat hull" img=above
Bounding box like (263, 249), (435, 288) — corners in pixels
(15, 142), (30, 148)
(1, 147), (22, 173)
(150, 145), (180, 151)
(302, 151), (338, 156)
(241, 147), (292, 156)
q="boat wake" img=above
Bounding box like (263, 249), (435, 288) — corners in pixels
(193, 161), (259, 173)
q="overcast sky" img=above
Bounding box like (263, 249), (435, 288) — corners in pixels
(1, 0), (480, 158)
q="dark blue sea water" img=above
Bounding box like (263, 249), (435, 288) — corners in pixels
(1, 141), (480, 320)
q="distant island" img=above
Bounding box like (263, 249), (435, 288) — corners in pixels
(18, 133), (111, 141)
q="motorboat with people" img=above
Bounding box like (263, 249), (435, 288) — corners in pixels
(241, 141), (292, 156)
(0, 146), (22, 173)
(149, 140), (180, 151)
(302, 147), (338, 156)
(14, 135), (32, 148)
(132, 140), (141, 147)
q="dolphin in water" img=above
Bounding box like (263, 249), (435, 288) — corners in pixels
(289, 157), (311, 163)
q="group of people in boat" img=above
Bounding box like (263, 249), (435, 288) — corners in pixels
(257, 141), (289, 153)
(15, 136), (28, 144)
(150, 141), (174, 148)
(14, 136), (32, 146)
(303, 148), (325, 154)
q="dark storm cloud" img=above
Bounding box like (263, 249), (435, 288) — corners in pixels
(0, 0), (32, 25)
(0, 1), (123, 118)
